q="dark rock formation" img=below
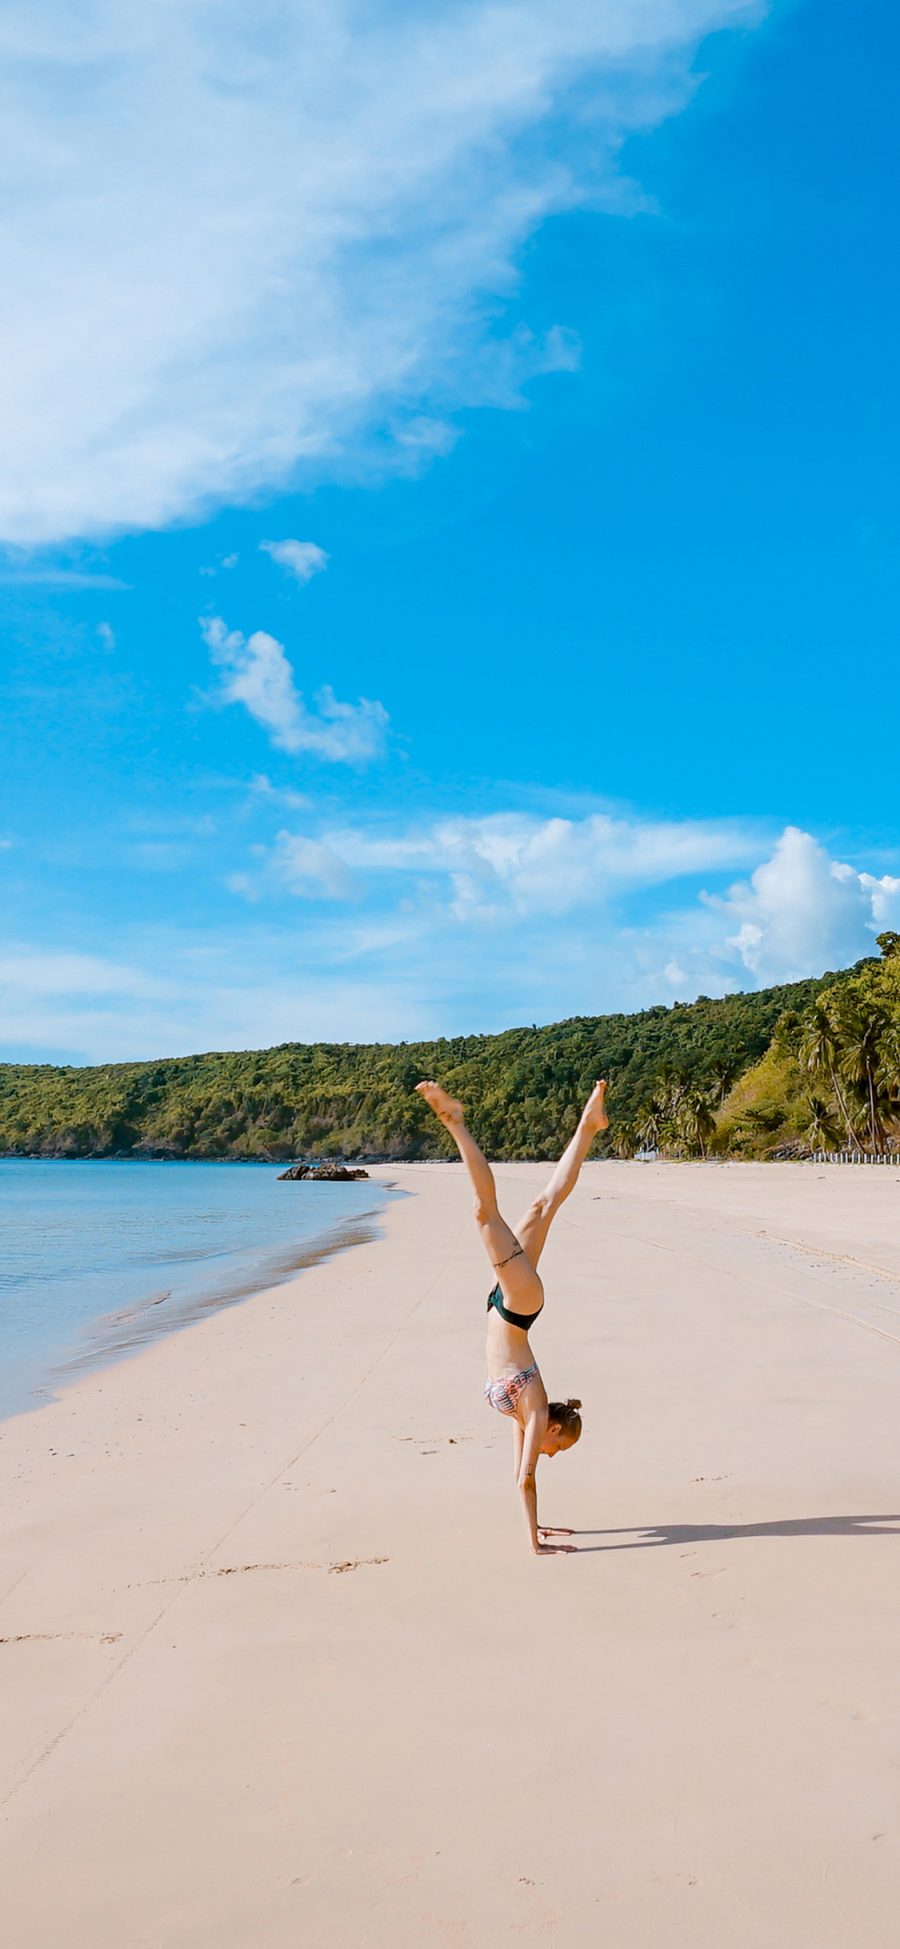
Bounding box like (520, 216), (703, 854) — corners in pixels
(277, 1162), (369, 1181)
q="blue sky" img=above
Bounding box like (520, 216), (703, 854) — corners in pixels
(1, 0), (898, 1062)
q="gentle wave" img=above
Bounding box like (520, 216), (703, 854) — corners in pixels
(0, 1159), (391, 1420)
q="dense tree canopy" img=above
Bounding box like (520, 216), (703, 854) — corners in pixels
(0, 971), (842, 1161)
(718, 933), (900, 1158)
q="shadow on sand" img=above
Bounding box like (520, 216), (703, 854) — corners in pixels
(569, 1514), (900, 1553)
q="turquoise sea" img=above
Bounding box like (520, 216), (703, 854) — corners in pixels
(0, 1159), (389, 1420)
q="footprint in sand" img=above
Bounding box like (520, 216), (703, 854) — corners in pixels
(396, 1435), (468, 1446)
(328, 1557), (389, 1575)
(0, 1629), (123, 1645)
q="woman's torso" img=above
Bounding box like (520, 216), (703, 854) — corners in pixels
(485, 1301), (541, 1382)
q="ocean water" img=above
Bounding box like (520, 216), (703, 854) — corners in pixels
(0, 1159), (390, 1420)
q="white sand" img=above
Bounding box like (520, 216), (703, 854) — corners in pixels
(2, 1159), (900, 1946)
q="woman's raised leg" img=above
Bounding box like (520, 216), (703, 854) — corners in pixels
(514, 1080), (608, 1268)
(415, 1081), (543, 1315)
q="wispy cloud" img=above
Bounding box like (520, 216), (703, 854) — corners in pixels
(6, 824), (899, 1063)
(0, 948), (171, 1002)
(217, 815), (900, 1027)
(260, 539), (329, 584)
(0, 933), (435, 1062)
(0, 568), (127, 588)
(270, 830), (358, 901)
(227, 830), (358, 904)
(247, 773), (312, 813)
(317, 808), (766, 916)
(201, 614), (389, 762)
(392, 417), (459, 465)
(0, 0), (763, 544)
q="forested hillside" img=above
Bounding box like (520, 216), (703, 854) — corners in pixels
(0, 969), (845, 1161)
(715, 933), (900, 1157)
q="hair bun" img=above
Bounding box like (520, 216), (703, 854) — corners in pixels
(566, 1397), (582, 1411)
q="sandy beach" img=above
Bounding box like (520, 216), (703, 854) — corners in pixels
(2, 1158), (900, 1947)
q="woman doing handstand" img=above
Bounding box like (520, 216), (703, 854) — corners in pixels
(415, 1079), (609, 1555)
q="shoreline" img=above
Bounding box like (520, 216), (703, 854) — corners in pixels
(2, 1160), (899, 1946)
(0, 1163), (395, 1425)
(41, 1199), (394, 1412)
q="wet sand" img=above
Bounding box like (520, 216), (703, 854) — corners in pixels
(2, 1159), (899, 1946)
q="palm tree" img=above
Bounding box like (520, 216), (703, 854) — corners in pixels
(707, 1060), (737, 1108)
(833, 995), (888, 1153)
(798, 1001), (860, 1151)
(805, 1094), (838, 1153)
(636, 1103), (661, 1152)
(876, 1021), (900, 1144)
(676, 1089), (716, 1158)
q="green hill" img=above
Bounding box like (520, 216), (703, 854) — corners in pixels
(714, 933), (900, 1158)
(0, 969), (844, 1162)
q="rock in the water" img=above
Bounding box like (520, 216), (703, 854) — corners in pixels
(277, 1162), (369, 1181)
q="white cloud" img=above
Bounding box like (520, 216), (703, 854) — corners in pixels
(5, 824), (899, 1064)
(392, 417), (459, 464)
(709, 826), (900, 986)
(0, 0), (763, 544)
(862, 870), (900, 925)
(315, 816), (900, 985)
(202, 616), (301, 752)
(224, 872), (260, 903)
(0, 948), (170, 1001)
(323, 808), (764, 916)
(96, 620), (115, 650)
(260, 539), (329, 584)
(271, 830), (358, 902)
(0, 933), (437, 1062)
(219, 817), (899, 1022)
(200, 614), (388, 762)
(247, 773), (313, 813)
(0, 566), (126, 588)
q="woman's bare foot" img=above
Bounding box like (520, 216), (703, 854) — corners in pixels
(415, 1080), (465, 1127)
(582, 1079), (609, 1132)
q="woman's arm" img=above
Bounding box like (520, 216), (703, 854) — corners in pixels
(517, 1416), (575, 1554)
(517, 1415), (559, 1555)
